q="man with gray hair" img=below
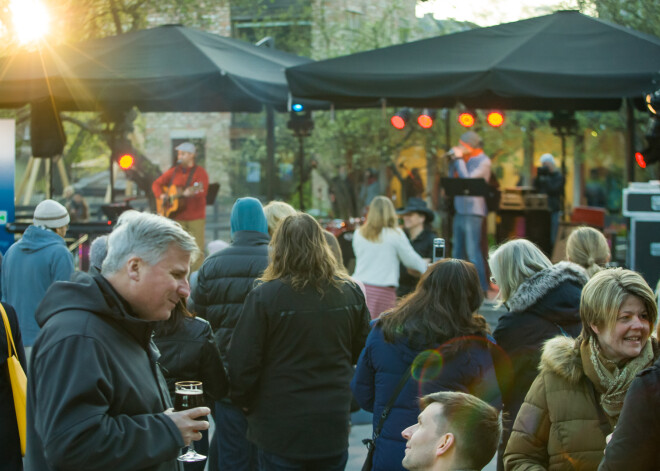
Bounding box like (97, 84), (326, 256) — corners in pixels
(26, 211), (210, 471)
(88, 235), (109, 274)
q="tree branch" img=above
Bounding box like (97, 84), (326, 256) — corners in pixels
(61, 115), (103, 135)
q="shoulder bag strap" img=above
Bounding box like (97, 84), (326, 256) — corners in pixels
(373, 365), (412, 440)
(168, 165), (179, 188)
(584, 376), (613, 437)
(183, 165), (197, 189)
(1, 303), (18, 358)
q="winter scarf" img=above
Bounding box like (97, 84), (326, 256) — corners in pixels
(581, 336), (654, 423)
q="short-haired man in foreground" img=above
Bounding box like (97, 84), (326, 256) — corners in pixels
(401, 392), (501, 471)
(26, 211), (210, 471)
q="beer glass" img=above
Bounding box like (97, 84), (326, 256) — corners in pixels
(174, 381), (206, 462)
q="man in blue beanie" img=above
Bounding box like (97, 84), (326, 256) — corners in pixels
(193, 197), (270, 471)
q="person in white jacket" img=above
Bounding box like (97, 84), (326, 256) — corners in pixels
(352, 196), (427, 319)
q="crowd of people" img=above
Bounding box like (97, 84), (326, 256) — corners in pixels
(1, 150), (660, 471)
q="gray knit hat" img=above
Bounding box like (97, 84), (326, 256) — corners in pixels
(459, 131), (482, 149)
(33, 199), (70, 228)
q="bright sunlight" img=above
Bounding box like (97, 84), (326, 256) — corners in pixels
(11, 0), (50, 44)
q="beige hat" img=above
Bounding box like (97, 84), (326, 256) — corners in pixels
(33, 199), (70, 228)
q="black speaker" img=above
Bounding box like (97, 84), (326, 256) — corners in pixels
(30, 100), (66, 158)
(629, 219), (660, 290)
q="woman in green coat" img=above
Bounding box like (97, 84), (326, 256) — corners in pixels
(504, 268), (659, 471)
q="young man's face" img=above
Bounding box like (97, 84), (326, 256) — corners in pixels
(401, 402), (445, 471)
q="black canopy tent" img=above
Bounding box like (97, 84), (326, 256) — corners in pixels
(0, 24), (322, 201)
(0, 24), (316, 112)
(286, 10), (660, 111)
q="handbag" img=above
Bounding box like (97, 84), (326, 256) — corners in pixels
(361, 365), (412, 471)
(1, 303), (27, 456)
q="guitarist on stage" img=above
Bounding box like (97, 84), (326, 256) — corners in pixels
(152, 142), (209, 271)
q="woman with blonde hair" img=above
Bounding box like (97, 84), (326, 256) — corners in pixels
(566, 226), (610, 278)
(488, 239), (588, 470)
(505, 268), (659, 470)
(228, 212), (370, 471)
(352, 196), (427, 318)
(263, 201), (297, 236)
(263, 200), (346, 268)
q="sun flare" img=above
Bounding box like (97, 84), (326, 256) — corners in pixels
(11, 0), (50, 44)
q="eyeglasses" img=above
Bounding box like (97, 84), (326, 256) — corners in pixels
(490, 276), (497, 285)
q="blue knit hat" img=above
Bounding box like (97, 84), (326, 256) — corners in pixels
(230, 197), (268, 237)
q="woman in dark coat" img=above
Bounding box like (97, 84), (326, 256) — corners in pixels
(351, 259), (502, 471)
(1, 301), (27, 471)
(153, 301), (228, 471)
(488, 239), (589, 470)
(228, 212), (370, 471)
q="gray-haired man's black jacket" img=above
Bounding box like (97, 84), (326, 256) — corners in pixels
(26, 273), (183, 471)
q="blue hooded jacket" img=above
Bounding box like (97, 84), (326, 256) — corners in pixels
(1, 225), (74, 346)
(351, 322), (502, 471)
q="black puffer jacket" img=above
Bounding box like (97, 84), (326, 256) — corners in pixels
(26, 273), (182, 471)
(153, 316), (228, 406)
(599, 356), (660, 471)
(493, 261), (588, 470)
(193, 230), (269, 364)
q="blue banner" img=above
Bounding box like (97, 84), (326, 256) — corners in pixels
(0, 119), (16, 255)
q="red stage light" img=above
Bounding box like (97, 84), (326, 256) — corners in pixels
(391, 115), (406, 129)
(417, 114), (434, 129)
(118, 153), (135, 170)
(458, 112), (475, 128)
(487, 111), (505, 127)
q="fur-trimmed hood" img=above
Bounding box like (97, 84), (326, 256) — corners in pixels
(539, 336), (584, 385)
(540, 336), (660, 385)
(507, 261), (588, 313)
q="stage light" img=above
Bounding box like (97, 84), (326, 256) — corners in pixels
(391, 108), (412, 130)
(487, 110), (505, 127)
(118, 153), (135, 170)
(458, 111), (476, 128)
(417, 109), (436, 129)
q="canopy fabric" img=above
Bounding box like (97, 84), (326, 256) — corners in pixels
(0, 24), (313, 112)
(286, 11), (660, 111)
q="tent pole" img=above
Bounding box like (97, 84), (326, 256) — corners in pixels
(625, 98), (635, 184)
(298, 134), (305, 211)
(266, 105), (275, 200)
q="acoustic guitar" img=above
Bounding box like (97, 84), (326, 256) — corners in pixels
(156, 182), (203, 218)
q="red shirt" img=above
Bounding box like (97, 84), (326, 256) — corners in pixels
(152, 165), (209, 221)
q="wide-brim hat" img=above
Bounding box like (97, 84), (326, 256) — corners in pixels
(396, 197), (434, 223)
